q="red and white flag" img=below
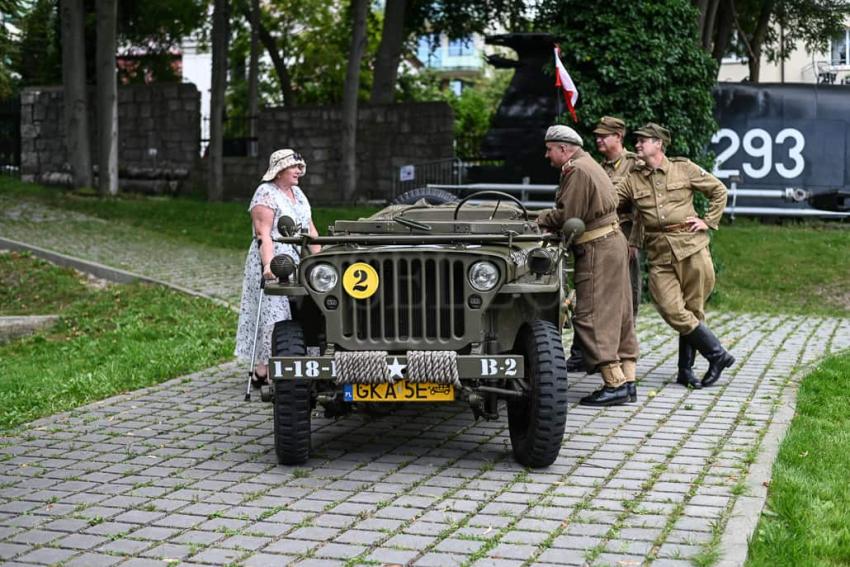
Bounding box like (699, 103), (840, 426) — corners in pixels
(553, 44), (578, 123)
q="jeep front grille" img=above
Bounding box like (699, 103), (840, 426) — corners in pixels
(340, 256), (466, 346)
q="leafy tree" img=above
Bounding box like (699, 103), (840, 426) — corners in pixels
(0, 0), (21, 97)
(536, 0), (718, 162)
(696, 0), (850, 81)
(12, 0), (62, 87)
(370, 0), (531, 104)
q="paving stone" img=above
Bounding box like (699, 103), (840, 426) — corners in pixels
(435, 537), (485, 554)
(190, 547), (244, 565)
(414, 552), (466, 566)
(366, 547), (420, 564)
(15, 546), (79, 564)
(64, 552), (123, 567)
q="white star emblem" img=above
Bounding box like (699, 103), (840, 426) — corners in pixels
(387, 357), (406, 379)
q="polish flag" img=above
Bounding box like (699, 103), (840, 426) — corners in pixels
(554, 44), (578, 122)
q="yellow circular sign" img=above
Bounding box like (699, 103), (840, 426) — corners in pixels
(343, 263), (380, 299)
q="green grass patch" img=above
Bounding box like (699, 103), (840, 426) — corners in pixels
(711, 219), (850, 317)
(746, 352), (850, 566)
(0, 253), (236, 431)
(0, 176), (379, 250)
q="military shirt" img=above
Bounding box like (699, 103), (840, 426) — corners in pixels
(537, 148), (618, 232)
(602, 150), (642, 247)
(616, 156), (726, 265)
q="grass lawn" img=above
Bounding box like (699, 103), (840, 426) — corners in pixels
(710, 219), (850, 318)
(0, 176), (379, 250)
(0, 251), (237, 431)
(746, 352), (850, 566)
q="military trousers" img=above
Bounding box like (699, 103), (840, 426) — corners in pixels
(572, 231), (640, 373)
(648, 246), (716, 335)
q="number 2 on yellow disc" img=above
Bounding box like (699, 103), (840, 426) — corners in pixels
(343, 263), (379, 299)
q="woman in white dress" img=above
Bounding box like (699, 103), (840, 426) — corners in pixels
(234, 149), (320, 386)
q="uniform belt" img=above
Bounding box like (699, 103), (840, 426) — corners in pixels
(575, 221), (619, 245)
(644, 222), (690, 234)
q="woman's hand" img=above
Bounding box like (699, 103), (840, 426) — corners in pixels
(263, 262), (275, 280)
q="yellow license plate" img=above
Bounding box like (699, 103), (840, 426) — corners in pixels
(343, 381), (455, 402)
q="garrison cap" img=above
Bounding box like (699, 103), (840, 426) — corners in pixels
(633, 123), (671, 146)
(593, 116), (626, 136)
(544, 125), (583, 147)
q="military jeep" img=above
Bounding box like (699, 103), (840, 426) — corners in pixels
(263, 190), (585, 468)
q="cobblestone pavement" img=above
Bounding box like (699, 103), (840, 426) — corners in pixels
(0, 195), (244, 305)
(1, 311), (848, 567)
(2, 194), (850, 566)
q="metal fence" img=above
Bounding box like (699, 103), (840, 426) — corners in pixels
(200, 114), (258, 157)
(0, 96), (20, 176)
(424, 182), (850, 219)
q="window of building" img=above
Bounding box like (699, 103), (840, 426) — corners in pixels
(831, 28), (849, 66)
(448, 37), (473, 57)
(449, 80), (464, 96)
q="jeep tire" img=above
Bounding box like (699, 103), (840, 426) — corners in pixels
(272, 320), (311, 465)
(391, 187), (458, 205)
(507, 320), (568, 468)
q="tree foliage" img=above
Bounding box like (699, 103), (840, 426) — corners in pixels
(536, 0), (719, 162)
(696, 0), (850, 82)
(0, 0), (21, 97)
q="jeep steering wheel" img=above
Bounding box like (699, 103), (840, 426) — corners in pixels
(452, 190), (529, 221)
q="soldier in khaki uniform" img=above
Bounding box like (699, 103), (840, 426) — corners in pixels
(616, 123), (734, 388)
(537, 125), (639, 406)
(565, 117), (644, 388)
(595, 116), (643, 317)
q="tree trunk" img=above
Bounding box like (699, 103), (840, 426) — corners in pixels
(370, 0), (407, 104)
(746, 1), (774, 83)
(96, 0), (118, 196)
(339, 0), (369, 201)
(703, 0), (721, 50)
(247, 0), (260, 156)
(243, 5), (295, 106)
(712, 3), (734, 65)
(60, 0), (92, 189)
(208, 0), (228, 201)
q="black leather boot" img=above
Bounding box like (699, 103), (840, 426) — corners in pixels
(676, 335), (701, 389)
(626, 382), (637, 402)
(579, 385), (629, 407)
(566, 338), (586, 373)
(684, 323), (735, 387)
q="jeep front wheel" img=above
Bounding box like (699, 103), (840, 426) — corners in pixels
(272, 320), (311, 465)
(507, 320), (568, 468)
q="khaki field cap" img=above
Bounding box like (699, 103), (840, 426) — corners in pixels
(633, 123), (671, 146)
(261, 149), (307, 181)
(544, 125), (583, 147)
(593, 116), (626, 136)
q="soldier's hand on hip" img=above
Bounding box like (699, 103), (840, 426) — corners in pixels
(685, 217), (709, 232)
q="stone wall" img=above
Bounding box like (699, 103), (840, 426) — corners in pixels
(20, 84), (200, 193)
(247, 102), (454, 204)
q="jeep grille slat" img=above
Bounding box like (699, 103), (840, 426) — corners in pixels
(339, 255), (466, 346)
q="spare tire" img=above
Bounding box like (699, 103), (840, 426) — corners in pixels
(391, 187), (459, 205)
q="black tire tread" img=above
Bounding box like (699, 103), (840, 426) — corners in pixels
(390, 187), (458, 205)
(272, 321), (311, 465)
(507, 320), (568, 468)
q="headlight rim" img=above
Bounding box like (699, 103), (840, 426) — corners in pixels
(468, 260), (500, 292)
(307, 263), (339, 293)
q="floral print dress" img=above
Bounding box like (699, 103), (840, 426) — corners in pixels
(234, 182), (312, 364)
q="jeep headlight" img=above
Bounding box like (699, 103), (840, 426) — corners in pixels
(308, 263), (338, 292)
(469, 261), (499, 291)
